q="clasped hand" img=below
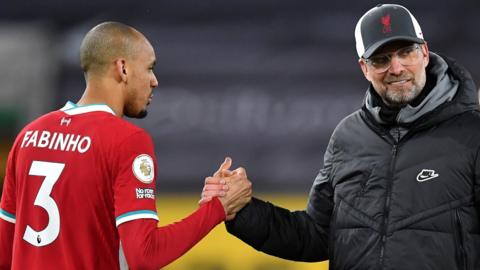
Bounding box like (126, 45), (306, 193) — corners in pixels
(199, 157), (252, 220)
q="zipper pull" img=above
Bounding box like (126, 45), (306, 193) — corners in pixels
(392, 144), (397, 155)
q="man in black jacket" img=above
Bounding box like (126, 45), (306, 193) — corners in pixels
(201, 4), (480, 270)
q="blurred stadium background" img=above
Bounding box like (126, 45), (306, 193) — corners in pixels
(0, 1), (478, 269)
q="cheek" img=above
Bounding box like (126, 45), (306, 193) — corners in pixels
(415, 70), (427, 88)
(141, 75), (151, 89)
(410, 66), (423, 82)
(366, 71), (381, 83)
(369, 75), (387, 89)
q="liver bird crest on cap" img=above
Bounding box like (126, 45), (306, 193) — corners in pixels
(381, 14), (392, 33)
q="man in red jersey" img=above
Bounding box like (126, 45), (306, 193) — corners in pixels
(0, 21), (251, 270)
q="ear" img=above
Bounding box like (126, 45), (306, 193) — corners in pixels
(358, 58), (371, 81)
(421, 42), (430, 67)
(114, 59), (128, 83)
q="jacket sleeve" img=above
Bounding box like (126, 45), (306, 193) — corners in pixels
(225, 135), (336, 262)
(475, 147), (480, 214)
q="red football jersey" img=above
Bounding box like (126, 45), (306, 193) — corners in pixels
(1, 102), (160, 269)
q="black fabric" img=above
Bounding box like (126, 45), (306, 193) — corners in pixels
(225, 198), (329, 262)
(226, 56), (480, 270)
(360, 4), (425, 58)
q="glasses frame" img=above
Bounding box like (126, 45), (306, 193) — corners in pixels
(364, 43), (422, 74)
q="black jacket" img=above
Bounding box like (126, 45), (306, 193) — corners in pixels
(226, 53), (480, 270)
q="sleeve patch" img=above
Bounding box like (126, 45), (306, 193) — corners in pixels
(131, 154), (154, 183)
(135, 188), (155, 199)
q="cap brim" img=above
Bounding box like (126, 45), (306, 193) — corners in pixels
(362, 36), (425, 59)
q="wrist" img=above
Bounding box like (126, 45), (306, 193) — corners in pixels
(209, 196), (227, 221)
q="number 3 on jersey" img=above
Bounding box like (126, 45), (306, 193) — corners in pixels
(23, 161), (65, 247)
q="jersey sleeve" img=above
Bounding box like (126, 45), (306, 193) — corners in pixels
(0, 143), (18, 224)
(0, 218), (14, 269)
(112, 130), (159, 227)
(0, 142), (18, 269)
(118, 197), (226, 269)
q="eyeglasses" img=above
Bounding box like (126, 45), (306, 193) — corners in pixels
(364, 44), (422, 74)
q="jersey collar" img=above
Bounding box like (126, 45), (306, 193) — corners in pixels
(60, 101), (116, 116)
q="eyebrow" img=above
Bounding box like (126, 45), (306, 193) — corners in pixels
(376, 44), (417, 56)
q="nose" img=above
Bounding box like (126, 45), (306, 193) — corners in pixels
(387, 55), (406, 75)
(151, 74), (159, 89)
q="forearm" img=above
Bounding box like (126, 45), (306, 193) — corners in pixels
(226, 197), (329, 262)
(118, 197), (225, 269)
(0, 219), (14, 269)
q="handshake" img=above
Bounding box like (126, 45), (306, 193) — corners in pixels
(199, 157), (252, 220)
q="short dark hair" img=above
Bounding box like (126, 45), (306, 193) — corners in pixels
(80, 21), (140, 77)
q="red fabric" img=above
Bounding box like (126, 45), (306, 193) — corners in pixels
(118, 197), (225, 269)
(0, 103), (227, 269)
(0, 219), (14, 269)
(0, 104), (159, 269)
(0, 122), (18, 270)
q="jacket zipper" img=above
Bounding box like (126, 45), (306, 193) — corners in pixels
(378, 132), (399, 269)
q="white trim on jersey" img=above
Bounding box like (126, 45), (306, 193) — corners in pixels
(115, 210), (159, 227)
(59, 101), (76, 111)
(0, 209), (16, 224)
(60, 101), (116, 116)
(119, 241), (129, 270)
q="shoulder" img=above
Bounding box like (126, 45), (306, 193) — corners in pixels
(12, 111), (59, 144)
(450, 110), (480, 132)
(331, 109), (365, 138)
(325, 109), (378, 154)
(89, 113), (152, 143)
(106, 115), (148, 135)
(102, 117), (155, 157)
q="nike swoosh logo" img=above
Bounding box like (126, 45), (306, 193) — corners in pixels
(416, 170), (439, 182)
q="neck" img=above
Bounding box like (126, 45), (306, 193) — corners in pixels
(77, 78), (124, 117)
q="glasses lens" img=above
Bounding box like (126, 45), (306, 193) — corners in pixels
(366, 44), (420, 73)
(369, 55), (390, 71)
(397, 45), (420, 66)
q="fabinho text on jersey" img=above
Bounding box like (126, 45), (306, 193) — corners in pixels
(20, 130), (92, 153)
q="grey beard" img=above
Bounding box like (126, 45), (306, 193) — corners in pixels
(383, 86), (421, 108)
